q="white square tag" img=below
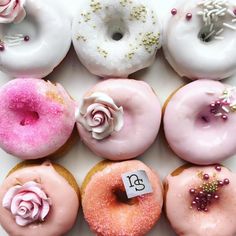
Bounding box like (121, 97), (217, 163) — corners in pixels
(121, 170), (153, 199)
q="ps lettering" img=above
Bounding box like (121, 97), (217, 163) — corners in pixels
(126, 174), (145, 191)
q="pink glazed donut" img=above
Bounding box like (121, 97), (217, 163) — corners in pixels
(0, 78), (76, 159)
(165, 164), (236, 236)
(164, 80), (236, 165)
(76, 79), (162, 160)
(82, 160), (163, 236)
(0, 161), (80, 236)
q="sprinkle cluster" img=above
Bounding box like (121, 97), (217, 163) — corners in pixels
(130, 5), (147, 22)
(142, 32), (160, 53)
(210, 87), (236, 121)
(120, 0), (133, 7)
(189, 165), (230, 212)
(97, 46), (108, 58)
(90, 0), (102, 13)
(197, 0), (236, 41)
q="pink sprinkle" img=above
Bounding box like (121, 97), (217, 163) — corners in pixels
(171, 8), (177, 15)
(0, 44), (5, 51)
(186, 13), (192, 20)
(24, 36), (30, 42)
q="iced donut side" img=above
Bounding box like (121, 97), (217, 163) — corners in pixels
(82, 160), (163, 236)
(0, 79), (76, 159)
(0, 161), (80, 236)
(163, 0), (236, 80)
(164, 80), (236, 165)
(76, 79), (162, 160)
(72, 0), (162, 77)
(165, 165), (236, 236)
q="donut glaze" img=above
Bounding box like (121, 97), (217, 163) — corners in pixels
(0, 0), (71, 78)
(72, 0), (162, 77)
(164, 80), (236, 165)
(76, 79), (161, 160)
(165, 165), (236, 236)
(82, 160), (163, 236)
(0, 79), (76, 159)
(163, 0), (236, 80)
(0, 161), (79, 236)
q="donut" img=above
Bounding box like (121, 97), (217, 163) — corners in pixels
(163, 79), (236, 165)
(163, 0), (236, 80)
(76, 79), (161, 160)
(0, 0), (71, 78)
(0, 160), (80, 236)
(72, 0), (162, 77)
(0, 78), (76, 159)
(165, 164), (236, 236)
(82, 160), (163, 236)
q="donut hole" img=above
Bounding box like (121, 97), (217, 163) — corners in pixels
(19, 111), (39, 126)
(198, 25), (219, 43)
(113, 189), (133, 204)
(112, 32), (124, 41)
(107, 18), (128, 42)
(195, 109), (220, 128)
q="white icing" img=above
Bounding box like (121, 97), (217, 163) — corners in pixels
(72, 0), (162, 77)
(77, 92), (124, 140)
(0, 0), (71, 78)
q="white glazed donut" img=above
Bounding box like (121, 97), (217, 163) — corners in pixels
(0, 0), (71, 78)
(163, 0), (236, 80)
(72, 0), (162, 77)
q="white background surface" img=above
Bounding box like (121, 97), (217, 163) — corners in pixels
(0, 0), (236, 235)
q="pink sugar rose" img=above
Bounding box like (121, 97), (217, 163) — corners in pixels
(78, 92), (124, 140)
(2, 181), (51, 226)
(0, 0), (26, 23)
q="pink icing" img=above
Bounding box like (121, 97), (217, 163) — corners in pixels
(0, 79), (76, 159)
(165, 165), (236, 236)
(0, 0), (26, 23)
(82, 160), (163, 236)
(164, 80), (236, 165)
(0, 161), (79, 236)
(2, 181), (50, 226)
(77, 79), (162, 160)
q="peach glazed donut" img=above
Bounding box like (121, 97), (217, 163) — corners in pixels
(76, 79), (162, 160)
(82, 160), (163, 236)
(163, 0), (236, 80)
(0, 78), (76, 159)
(72, 0), (162, 77)
(164, 79), (236, 165)
(0, 160), (80, 236)
(0, 0), (71, 78)
(165, 164), (236, 236)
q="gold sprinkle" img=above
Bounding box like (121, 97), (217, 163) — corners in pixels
(97, 46), (108, 58)
(90, 0), (102, 12)
(125, 51), (135, 59)
(130, 5), (147, 21)
(120, 0), (132, 7)
(142, 32), (160, 52)
(76, 35), (87, 42)
(81, 12), (91, 22)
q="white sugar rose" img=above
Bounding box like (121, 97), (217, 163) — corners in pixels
(2, 181), (51, 226)
(77, 92), (124, 140)
(0, 0), (26, 23)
